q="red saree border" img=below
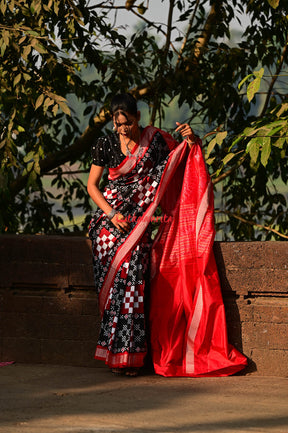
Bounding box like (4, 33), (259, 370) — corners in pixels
(98, 140), (189, 316)
(108, 126), (158, 180)
(95, 346), (146, 368)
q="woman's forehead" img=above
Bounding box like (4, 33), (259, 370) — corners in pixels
(113, 110), (134, 122)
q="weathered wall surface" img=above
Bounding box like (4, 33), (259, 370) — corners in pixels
(0, 235), (287, 376)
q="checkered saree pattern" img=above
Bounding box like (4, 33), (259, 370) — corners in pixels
(88, 131), (174, 368)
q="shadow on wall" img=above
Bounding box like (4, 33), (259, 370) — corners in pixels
(213, 243), (257, 374)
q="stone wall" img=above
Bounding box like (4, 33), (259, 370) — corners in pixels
(0, 235), (287, 376)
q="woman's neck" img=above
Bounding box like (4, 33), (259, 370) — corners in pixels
(119, 127), (142, 156)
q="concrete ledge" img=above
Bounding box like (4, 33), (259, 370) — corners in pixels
(0, 235), (287, 376)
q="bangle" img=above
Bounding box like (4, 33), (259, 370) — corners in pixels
(187, 135), (195, 144)
(107, 209), (117, 220)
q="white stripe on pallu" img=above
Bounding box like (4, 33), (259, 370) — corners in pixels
(185, 180), (211, 375)
(99, 141), (188, 315)
(185, 281), (203, 374)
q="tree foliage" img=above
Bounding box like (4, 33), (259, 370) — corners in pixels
(0, 0), (287, 239)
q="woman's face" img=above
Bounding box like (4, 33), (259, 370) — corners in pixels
(113, 110), (140, 141)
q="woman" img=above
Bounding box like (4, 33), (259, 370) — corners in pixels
(87, 93), (247, 377)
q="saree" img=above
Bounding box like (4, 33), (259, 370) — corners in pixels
(89, 125), (247, 375)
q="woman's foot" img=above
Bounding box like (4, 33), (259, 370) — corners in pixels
(125, 368), (140, 377)
(111, 368), (126, 376)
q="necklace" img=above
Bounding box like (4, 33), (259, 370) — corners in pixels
(122, 129), (141, 158)
(124, 137), (133, 157)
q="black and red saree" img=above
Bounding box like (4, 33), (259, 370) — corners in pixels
(89, 125), (247, 376)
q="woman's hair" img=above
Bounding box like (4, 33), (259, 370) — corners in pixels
(110, 93), (138, 118)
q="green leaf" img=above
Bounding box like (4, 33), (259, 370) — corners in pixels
(205, 157), (215, 165)
(14, 74), (22, 86)
(267, 0), (279, 8)
(8, 0), (14, 12)
(19, 35), (27, 45)
(27, 161), (34, 172)
(35, 94), (44, 110)
(43, 97), (54, 111)
(254, 67), (264, 79)
(23, 151), (35, 163)
(2, 30), (9, 45)
(52, 104), (59, 116)
(260, 137), (271, 167)
(34, 161), (41, 175)
(222, 153), (235, 165)
(246, 68), (264, 101)
(54, 0), (59, 15)
(273, 137), (285, 148)
(265, 125), (284, 137)
(276, 103), (288, 117)
(29, 170), (37, 183)
(33, 41), (48, 54)
(33, 0), (42, 16)
(137, 3), (147, 14)
(59, 101), (71, 116)
(238, 73), (253, 90)
(22, 45), (32, 60)
(206, 137), (217, 157)
(228, 134), (244, 152)
(26, 30), (41, 37)
(243, 126), (259, 137)
(247, 77), (261, 102)
(246, 137), (261, 163)
(1, 41), (6, 56)
(23, 73), (31, 81)
(38, 146), (44, 158)
(47, 92), (67, 103)
(216, 131), (227, 145)
(0, 0), (7, 14)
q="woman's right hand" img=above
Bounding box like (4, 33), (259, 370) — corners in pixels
(111, 213), (130, 233)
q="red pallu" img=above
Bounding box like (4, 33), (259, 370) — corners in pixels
(150, 140), (247, 377)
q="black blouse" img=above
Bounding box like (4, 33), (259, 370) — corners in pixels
(91, 134), (126, 168)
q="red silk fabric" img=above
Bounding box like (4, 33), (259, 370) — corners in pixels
(150, 140), (247, 377)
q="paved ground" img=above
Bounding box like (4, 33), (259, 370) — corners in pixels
(0, 363), (287, 433)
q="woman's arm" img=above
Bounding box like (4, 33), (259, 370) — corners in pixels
(87, 164), (130, 233)
(87, 164), (112, 215)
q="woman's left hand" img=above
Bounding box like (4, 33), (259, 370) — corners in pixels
(175, 122), (195, 148)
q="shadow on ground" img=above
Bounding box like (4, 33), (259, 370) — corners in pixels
(0, 364), (287, 433)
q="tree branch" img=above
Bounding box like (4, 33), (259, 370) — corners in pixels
(215, 209), (288, 240)
(150, 0), (175, 125)
(176, 0), (200, 67)
(129, 7), (179, 55)
(194, 2), (218, 59)
(260, 34), (288, 117)
(212, 153), (247, 185)
(10, 108), (110, 197)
